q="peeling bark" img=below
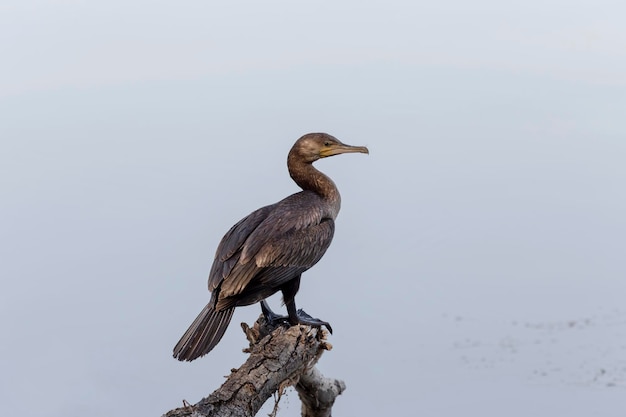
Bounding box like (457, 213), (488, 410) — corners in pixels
(163, 315), (344, 417)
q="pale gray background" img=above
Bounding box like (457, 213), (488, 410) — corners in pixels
(1, 1), (625, 416)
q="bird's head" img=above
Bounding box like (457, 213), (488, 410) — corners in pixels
(289, 133), (369, 163)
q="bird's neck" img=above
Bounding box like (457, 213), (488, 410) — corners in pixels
(288, 157), (341, 205)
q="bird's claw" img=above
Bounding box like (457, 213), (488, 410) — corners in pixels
(296, 309), (333, 334)
(261, 300), (291, 327)
(260, 301), (333, 333)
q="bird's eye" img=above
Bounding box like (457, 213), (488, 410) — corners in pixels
(324, 141), (331, 146)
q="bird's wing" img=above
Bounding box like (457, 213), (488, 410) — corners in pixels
(208, 204), (274, 292)
(219, 218), (335, 297)
(210, 192), (335, 299)
(255, 219), (335, 268)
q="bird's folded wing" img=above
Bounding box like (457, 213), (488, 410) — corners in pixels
(255, 219), (335, 268)
(219, 219), (335, 297)
(208, 204), (274, 292)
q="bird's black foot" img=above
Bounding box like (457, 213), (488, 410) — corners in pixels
(260, 301), (333, 333)
(261, 300), (291, 327)
(296, 309), (333, 334)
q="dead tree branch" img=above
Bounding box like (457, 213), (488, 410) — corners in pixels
(163, 315), (345, 417)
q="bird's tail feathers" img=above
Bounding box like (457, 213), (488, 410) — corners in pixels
(173, 303), (235, 361)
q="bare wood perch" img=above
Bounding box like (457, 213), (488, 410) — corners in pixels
(163, 315), (345, 417)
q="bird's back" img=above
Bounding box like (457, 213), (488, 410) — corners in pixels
(208, 190), (337, 307)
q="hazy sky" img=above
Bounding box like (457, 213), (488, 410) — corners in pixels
(1, 1), (625, 416)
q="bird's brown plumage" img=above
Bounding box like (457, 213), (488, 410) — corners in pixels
(173, 133), (368, 361)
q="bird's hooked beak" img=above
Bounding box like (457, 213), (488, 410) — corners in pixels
(319, 142), (369, 158)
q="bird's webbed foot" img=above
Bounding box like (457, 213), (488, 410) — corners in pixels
(260, 300), (291, 327)
(295, 309), (333, 334)
(260, 301), (332, 333)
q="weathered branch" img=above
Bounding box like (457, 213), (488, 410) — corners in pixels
(163, 316), (345, 417)
(295, 367), (346, 417)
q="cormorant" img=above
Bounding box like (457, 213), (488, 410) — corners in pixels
(173, 133), (368, 361)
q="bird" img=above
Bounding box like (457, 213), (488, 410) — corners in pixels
(173, 133), (368, 361)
